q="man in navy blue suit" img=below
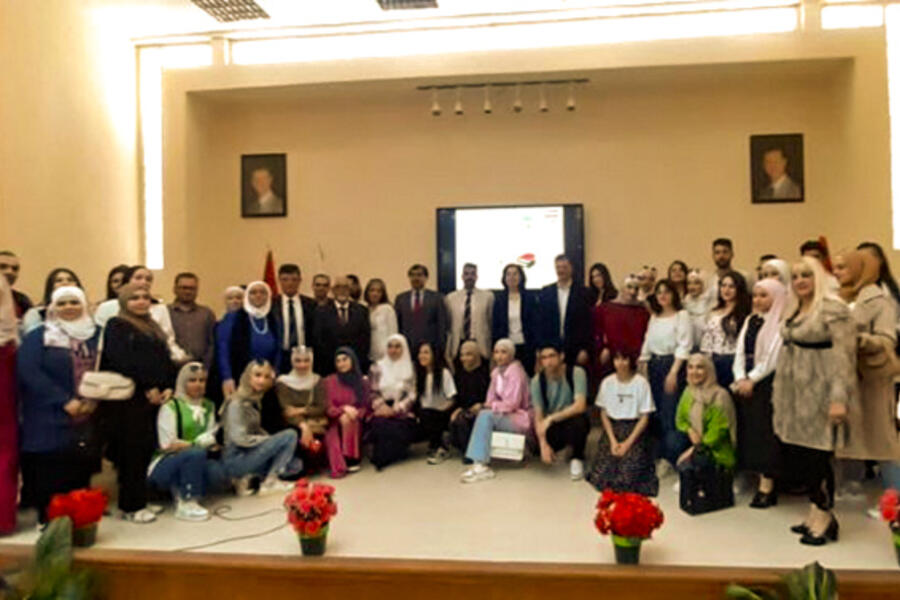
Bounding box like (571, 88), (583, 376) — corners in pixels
(538, 255), (592, 367)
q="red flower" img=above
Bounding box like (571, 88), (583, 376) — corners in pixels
(593, 489), (664, 540)
(285, 482), (338, 535)
(880, 489), (900, 524)
(46, 488), (108, 530)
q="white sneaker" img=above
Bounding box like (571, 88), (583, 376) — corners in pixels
(656, 460), (675, 479)
(258, 476), (294, 495)
(672, 481), (680, 493)
(146, 503), (165, 515)
(175, 499), (210, 522)
(569, 459), (584, 481)
(461, 463), (495, 484)
(121, 508), (157, 524)
(233, 476), (256, 497)
(868, 506), (882, 520)
(428, 447), (450, 465)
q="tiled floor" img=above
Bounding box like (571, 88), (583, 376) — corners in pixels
(3, 447), (898, 570)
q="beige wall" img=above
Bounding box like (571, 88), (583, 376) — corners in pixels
(0, 0), (141, 303)
(179, 56), (880, 306)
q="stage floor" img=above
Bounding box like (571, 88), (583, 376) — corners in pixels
(2, 445), (898, 570)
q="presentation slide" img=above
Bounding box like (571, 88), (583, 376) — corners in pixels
(454, 206), (565, 290)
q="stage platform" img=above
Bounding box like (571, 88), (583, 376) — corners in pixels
(2, 448), (900, 598)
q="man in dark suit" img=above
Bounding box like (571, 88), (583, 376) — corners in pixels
(272, 264), (317, 373)
(394, 264), (447, 355)
(313, 276), (370, 376)
(538, 254), (592, 367)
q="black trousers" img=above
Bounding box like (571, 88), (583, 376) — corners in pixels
(449, 411), (476, 456)
(101, 399), (158, 513)
(420, 408), (451, 450)
(545, 413), (590, 460)
(784, 443), (834, 511)
(21, 451), (97, 523)
(368, 417), (418, 470)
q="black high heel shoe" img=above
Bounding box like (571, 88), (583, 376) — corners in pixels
(750, 491), (778, 509)
(800, 517), (839, 546)
(790, 523), (810, 535)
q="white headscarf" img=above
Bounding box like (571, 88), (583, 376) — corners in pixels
(43, 286), (96, 348)
(492, 338), (517, 394)
(174, 362), (211, 423)
(0, 277), (16, 347)
(762, 259), (791, 287)
(376, 334), (414, 401)
(243, 281), (272, 319)
(277, 345), (320, 391)
(752, 278), (787, 366)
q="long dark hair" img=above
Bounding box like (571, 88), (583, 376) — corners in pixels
(588, 263), (618, 304)
(858, 242), (900, 306)
(363, 278), (390, 305)
(414, 341), (446, 397)
(42, 268), (82, 306)
(106, 264), (129, 300)
(647, 279), (683, 314)
(501, 263), (527, 293)
(667, 260), (689, 297)
(715, 271), (751, 341)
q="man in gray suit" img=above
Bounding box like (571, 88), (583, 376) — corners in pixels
(759, 147), (801, 200)
(445, 263), (494, 364)
(394, 264), (448, 355)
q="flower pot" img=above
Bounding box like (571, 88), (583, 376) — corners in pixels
(611, 535), (642, 565)
(72, 523), (98, 548)
(299, 525), (329, 556)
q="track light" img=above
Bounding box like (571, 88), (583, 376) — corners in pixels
(431, 88), (441, 117)
(566, 81), (576, 112)
(513, 84), (523, 113)
(538, 83), (548, 113)
(483, 86), (492, 114)
(454, 87), (464, 116)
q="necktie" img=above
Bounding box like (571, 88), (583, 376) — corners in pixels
(413, 291), (422, 313)
(340, 305), (348, 326)
(288, 298), (298, 349)
(463, 289), (472, 341)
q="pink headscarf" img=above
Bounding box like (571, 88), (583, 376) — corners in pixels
(752, 278), (787, 365)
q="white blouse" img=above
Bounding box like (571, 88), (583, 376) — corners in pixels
(507, 294), (525, 345)
(732, 316), (782, 383)
(699, 312), (738, 355)
(368, 303), (398, 361)
(639, 310), (692, 362)
(419, 368), (458, 411)
(683, 294), (713, 349)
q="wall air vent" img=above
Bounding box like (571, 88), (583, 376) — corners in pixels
(190, 0), (270, 22)
(377, 0), (438, 10)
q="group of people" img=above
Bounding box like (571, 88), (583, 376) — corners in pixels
(0, 236), (897, 549)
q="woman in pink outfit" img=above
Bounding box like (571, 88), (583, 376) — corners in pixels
(460, 338), (532, 484)
(323, 347), (371, 478)
(0, 276), (18, 533)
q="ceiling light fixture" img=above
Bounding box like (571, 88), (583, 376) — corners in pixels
(190, 0), (269, 23)
(513, 84), (523, 113)
(454, 87), (464, 116)
(483, 86), (493, 114)
(538, 83), (549, 113)
(377, 0), (438, 10)
(431, 88), (442, 116)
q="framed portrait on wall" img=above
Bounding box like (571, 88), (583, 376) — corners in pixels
(750, 134), (804, 204)
(241, 153), (287, 218)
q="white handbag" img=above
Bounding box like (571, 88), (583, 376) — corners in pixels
(77, 326), (135, 401)
(490, 432), (526, 461)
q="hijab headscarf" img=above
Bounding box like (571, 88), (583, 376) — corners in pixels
(0, 276), (17, 346)
(614, 274), (643, 306)
(376, 333), (414, 401)
(837, 250), (880, 303)
(277, 345), (320, 391)
(243, 281), (272, 319)
(492, 338), (518, 394)
(458, 340), (483, 372)
(751, 278), (787, 365)
(174, 362), (211, 423)
(686, 353), (737, 445)
(335, 346), (367, 406)
(762, 259), (791, 287)
(44, 286), (96, 348)
(117, 283), (167, 341)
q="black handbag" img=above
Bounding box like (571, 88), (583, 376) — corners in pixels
(679, 445), (734, 516)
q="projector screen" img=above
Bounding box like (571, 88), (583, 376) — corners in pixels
(437, 204), (584, 293)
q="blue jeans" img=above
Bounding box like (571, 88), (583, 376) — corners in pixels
(465, 411), (521, 464)
(223, 429), (298, 480)
(147, 448), (227, 500)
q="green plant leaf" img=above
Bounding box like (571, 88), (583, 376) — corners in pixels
(34, 518), (73, 576)
(725, 583), (768, 599)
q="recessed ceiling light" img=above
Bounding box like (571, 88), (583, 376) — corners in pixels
(377, 0), (438, 10)
(190, 0), (270, 23)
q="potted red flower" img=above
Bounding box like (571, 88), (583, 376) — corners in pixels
(594, 489), (664, 564)
(879, 489), (900, 566)
(46, 488), (108, 547)
(284, 479), (337, 556)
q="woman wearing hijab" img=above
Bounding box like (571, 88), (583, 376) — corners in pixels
(760, 258), (792, 287)
(461, 339), (532, 484)
(0, 277), (17, 533)
(774, 257), (856, 546)
(683, 269), (713, 350)
(492, 264), (539, 375)
(18, 287), (99, 523)
(148, 362), (224, 522)
(222, 360), (297, 496)
(367, 334), (418, 471)
(833, 251), (900, 495)
(99, 283), (178, 523)
(323, 347), (372, 478)
(675, 353), (738, 471)
(450, 340), (490, 458)
(594, 275), (651, 380)
(21, 267), (83, 334)
(276, 346), (328, 466)
(216, 281), (282, 430)
(732, 278), (787, 508)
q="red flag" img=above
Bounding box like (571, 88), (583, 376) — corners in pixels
(263, 250), (279, 295)
(817, 235), (833, 273)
